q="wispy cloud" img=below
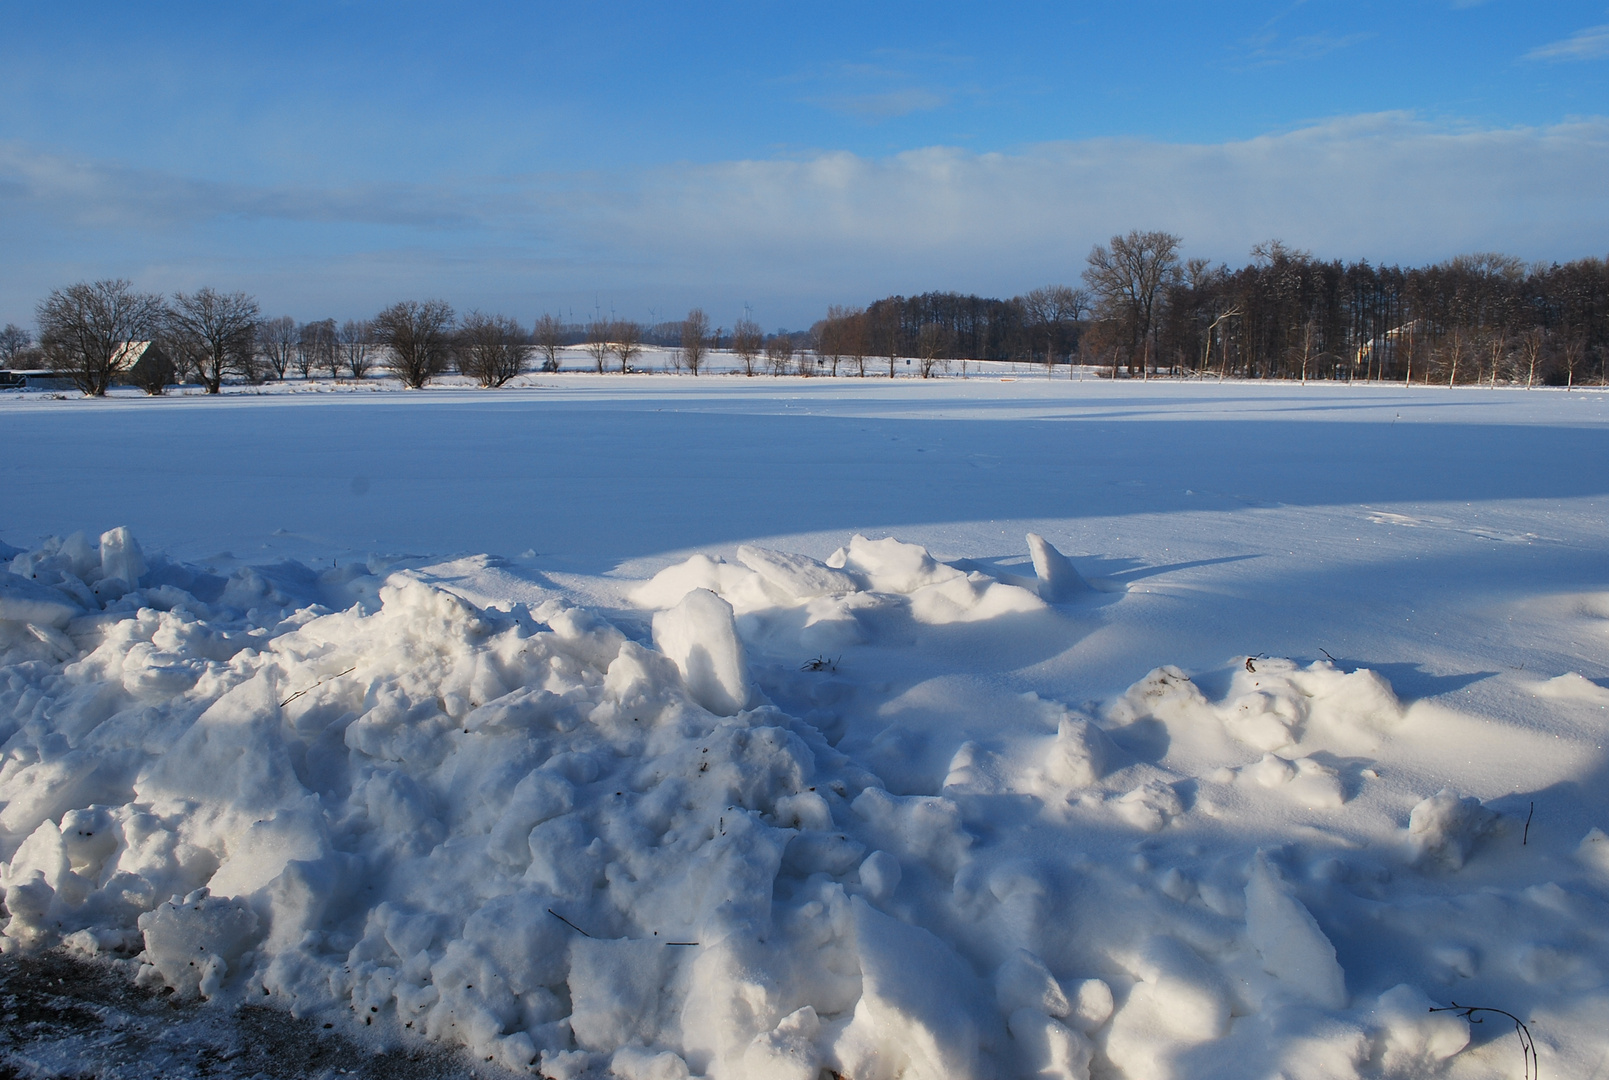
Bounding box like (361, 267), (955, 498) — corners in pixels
(4, 114), (1608, 323)
(0, 142), (476, 231)
(786, 51), (973, 124)
(1242, 30), (1373, 66)
(816, 88), (949, 120)
(1524, 24), (1609, 62)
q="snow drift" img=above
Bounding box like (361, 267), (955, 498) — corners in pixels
(0, 528), (1602, 1079)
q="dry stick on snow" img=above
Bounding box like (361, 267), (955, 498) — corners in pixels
(546, 908), (592, 938)
(1524, 801), (1535, 845)
(1428, 1002), (1538, 1080)
(279, 666), (355, 708)
(547, 908), (696, 946)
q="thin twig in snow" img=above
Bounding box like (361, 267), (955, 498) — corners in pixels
(547, 909), (592, 938)
(1429, 1002), (1538, 1080)
(549, 908), (697, 946)
(278, 667), (355, 708)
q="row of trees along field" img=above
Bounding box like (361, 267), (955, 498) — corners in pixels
(813, 233), (1609, 386)
(5, 281), (814, 392)
(9, 238), (1608, 394)
(6, 285), (597, 395)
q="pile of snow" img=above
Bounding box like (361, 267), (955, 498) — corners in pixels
(1, 528), (1604, 1079)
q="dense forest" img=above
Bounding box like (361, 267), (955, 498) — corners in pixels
(816, 236), (1609, 385)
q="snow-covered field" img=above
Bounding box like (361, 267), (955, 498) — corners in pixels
(2, 377), (1607, 1080)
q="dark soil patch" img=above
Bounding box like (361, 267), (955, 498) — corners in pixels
(0, 949), (494, 1079)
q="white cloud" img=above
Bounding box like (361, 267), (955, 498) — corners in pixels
(581, 113), (1609, 290)
(3, 113), (1608, 324)
(1524, 24), (1609, 62)
(0, 142), (472, 230)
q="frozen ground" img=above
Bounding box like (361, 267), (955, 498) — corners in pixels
(1, 378), (1607, 1080)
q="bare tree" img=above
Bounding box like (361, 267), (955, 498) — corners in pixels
(1203, 307), (1242, 378)
(916, 323), (951, 378)
(609, 319), (643, 372)
(166, 288), (260, 394)
(0, 324), (30, 365)
(1486, 330), (1507, 389)
(322, 321), (345, 379)
(1294, 319), (1319, 385)
(1020, 285), (1087, 376)
(373, 300), (455, 388)
(1519, 327), (1548, 389)
(293, 319), (337, 380)
(1083, 230), (1182, 377)
(680, 308), (711, 375)
(732, 318), (763, 376)
(36, 280), (166, 396)
(458, 311), (528, 387)
(1562, 336), (1586, 390)
(339, 320), (374, 379)
(871, 305), (901, 377)
(815, 307), (848, 376)
(1442, 328), (1471, 388)
(845, 309), (868, 376)
(293, 323), (315, 378)
(764, 333), (794, 376)
(533, 313), (564, 372)
(798, 331), (818, 376)
(258, 316), (296, 379)
(584, 316), (612, 373)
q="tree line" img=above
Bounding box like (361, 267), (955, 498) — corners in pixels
(7, 239), (1607, 394)
(811, 233), (1609, 385)
(1151, 241), (1608, 386)
(1, 282), (784, 393)
(0, 284), (595, 395)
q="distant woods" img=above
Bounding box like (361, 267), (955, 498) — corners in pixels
(10, 236), (1608, 395)
(817, 233), (1609, 386)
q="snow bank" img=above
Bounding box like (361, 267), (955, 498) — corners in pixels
(1, 529), (1603, 1078)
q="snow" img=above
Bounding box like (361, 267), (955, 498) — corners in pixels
(1025, 532), (1090, 601)
(2, 377), (1608, 1079)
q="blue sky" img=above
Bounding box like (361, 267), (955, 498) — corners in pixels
(2, 2), (1607, 329)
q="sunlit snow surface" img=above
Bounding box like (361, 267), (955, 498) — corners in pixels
(2, 377), (1608, 1080)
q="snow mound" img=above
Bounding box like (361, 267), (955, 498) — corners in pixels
(1406, 788), (1499, 870)
(1219, 658), (1403, 753)
(735, 545), (858, 600)
(1, 531), (1593, 1079)
(1533, 671), (1609, 705)
(1110, 657), (1402, 757)
(1, 533), (1043, 1077)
